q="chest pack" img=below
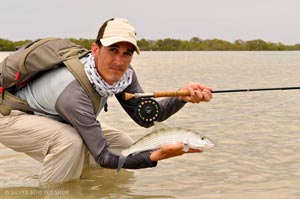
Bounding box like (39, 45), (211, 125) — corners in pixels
(0, 37), (100, 116)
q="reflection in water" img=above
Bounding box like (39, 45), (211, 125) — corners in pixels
(0, 168), (174, 199)
(65, 168), (173, 199)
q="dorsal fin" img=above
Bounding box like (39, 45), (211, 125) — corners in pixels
(153, 121), (171, 131)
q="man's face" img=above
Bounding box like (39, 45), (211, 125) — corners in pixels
(91, 42), (135, 85)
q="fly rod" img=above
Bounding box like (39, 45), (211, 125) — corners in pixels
(123, 86), (300, 100)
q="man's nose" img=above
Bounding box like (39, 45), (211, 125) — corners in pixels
(114, 54), (125, 65)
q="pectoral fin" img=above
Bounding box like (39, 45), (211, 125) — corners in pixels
(183, 143), (189, 152)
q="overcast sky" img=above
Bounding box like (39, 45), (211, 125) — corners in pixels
(1, 0), (300, 45)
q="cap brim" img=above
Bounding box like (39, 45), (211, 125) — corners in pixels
(100, 36), (140, 55)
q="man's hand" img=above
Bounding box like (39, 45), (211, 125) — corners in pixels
(150, 142), (203, 162)
(178, 82), (212, 103)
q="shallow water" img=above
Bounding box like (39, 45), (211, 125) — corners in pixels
(0, 51), (300, 199)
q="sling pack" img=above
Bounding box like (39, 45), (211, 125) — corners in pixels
(0, 37), (101, 116)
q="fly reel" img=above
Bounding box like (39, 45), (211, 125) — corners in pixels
(134, 98), (160, 123)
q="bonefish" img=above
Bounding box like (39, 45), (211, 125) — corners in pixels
(117, 122), (215, 172)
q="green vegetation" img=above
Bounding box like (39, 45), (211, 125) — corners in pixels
(138, 37), (300, 51)
(0, 37), (299, 51)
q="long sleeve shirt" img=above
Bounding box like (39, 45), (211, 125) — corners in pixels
(15, 58), (186, 169)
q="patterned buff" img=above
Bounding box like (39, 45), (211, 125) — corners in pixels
(84, 54), (133, 97)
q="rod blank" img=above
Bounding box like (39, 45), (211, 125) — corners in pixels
(212, 86), (300, 93)
(123, 86), (300, 100)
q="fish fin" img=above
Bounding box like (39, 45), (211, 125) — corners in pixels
(183, 143), (189, 152)
(153, 121), (170, 131)
(117, 155), (128, 173)
(183, 131), (192, 150)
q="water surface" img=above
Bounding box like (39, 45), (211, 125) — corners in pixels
(0, 51), (300, 199)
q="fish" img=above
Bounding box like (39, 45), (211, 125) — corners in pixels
(117, 122), (215, 172)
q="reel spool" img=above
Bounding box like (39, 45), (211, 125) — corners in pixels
(134, 98), (160, 123)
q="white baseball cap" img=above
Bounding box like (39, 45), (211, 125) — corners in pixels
(96, 18), (140, 54)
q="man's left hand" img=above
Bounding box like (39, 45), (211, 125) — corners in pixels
(178, 82), (213, 103)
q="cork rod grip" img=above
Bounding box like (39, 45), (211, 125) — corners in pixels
(123, 90), (191, 100)
(153, 90), (190, 98)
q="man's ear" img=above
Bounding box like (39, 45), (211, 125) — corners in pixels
(91, 43), (100, 57)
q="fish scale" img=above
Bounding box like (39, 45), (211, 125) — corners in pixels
(117, 122), (215, 172)
(122, 129), (188, 156)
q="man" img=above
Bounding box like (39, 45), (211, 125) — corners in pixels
(0, 18), (212, 186)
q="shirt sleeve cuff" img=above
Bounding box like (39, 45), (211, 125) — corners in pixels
(143, 151), (158, 167)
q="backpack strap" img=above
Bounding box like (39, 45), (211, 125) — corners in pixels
(63, 58), (101, 113)
(1, 90), (50, 115)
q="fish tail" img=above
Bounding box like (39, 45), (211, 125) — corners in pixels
(117, 155), (128, 173)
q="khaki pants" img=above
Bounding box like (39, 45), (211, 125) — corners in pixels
(0, 110), (133, 185)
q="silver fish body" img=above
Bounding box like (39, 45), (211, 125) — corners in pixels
(117, 122), (215, 172)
